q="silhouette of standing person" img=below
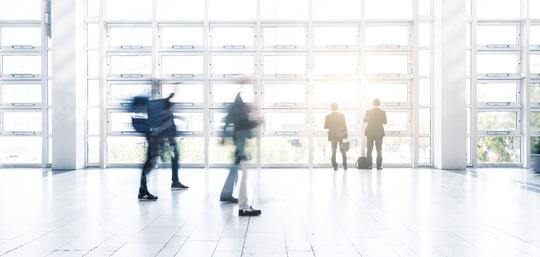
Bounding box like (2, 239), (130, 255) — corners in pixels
(363, 98), (387, 170)
(219, 93), (262, 216)
(324, 103), (348, 171)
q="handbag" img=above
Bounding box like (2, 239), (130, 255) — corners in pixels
(341, 139), (350, 152)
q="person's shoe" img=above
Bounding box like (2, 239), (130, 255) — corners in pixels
(333, 167), (338, 171)
(220, 196), (238, 203)
(239, 207), (262, 216)
(376, 167), (383, 170)
(138, 192), (158, 201)
(343, 165), (348, 171)
(171, 182), (189, 190)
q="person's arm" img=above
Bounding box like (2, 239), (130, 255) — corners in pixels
(342, 115), (348, 139)
(363, 110), (369, 123)
(382, 111), (387, 125)
(324, 115), (329, 129)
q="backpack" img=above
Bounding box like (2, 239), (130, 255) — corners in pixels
(355, 156), (371, 169)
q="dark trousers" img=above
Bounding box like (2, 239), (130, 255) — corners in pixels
(139, 136), (180, 194)
(331, 140), (347, 168)
(366, 136), (383, 168)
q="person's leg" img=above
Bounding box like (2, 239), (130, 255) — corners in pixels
(238, 161), (248, 210)
(375, 137), (383, 169)
(170, 137), (180, 183)
(366, 136), (375, 168)
(330, 141), (338, 169)
(139, 137), (158, 200)
(237, 160), (261, 216)
(338, 139), (347, 169)
(220, 164), (238, 201)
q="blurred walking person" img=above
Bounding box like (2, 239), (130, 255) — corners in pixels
(131, 93), (188, 201)
(219, 92), (262, 216)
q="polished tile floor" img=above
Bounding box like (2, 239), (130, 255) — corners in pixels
(1, 168), (540, 257)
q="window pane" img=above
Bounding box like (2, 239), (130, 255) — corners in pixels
(418, 108), (430, 134)
(160, 27), (204, 48)
(365, 0), (412, 19)
(107, 137), (146, 164)
(263, 27), (306, 48)
(211, 55), (254, 76)
(156, 0), (205, 20)
(1, 27), (41, 48)
(476, 0), (520, 19)
(385, 111), (409, 133)
(531, 26), (540, 46)
(88, 0), (100, 17)
(0, 0), (41, 20)
(110, 55), (152, 75)
(261, 137), (308, 164)
(531, 55), (540, 75)
(2, 112), (41, 132)
(87, 137), (100, 164)
(419, 50), (431, 76)
(212, 112), (227, 132)
(419, 0), (431, 16)
(419, 79), (431, 105)
(313, 26), (357, 47)
(109, 84), (152, 103)
(106, 0), (152, 20)
(382, 137), (411, 164)
(174, 113), (204, 132)
(109, 27), (152, 48)
(365, 83), (408, 104)
(208, 0), (256, 20)
(211, 27), (254, 48)
(477, 136), (520, 163)
(162, 83), (204, 104)
(476, 25), (518, 46)
(477, 112), (517, 131)
(365, 55), (408, 75)
(209, 137), (256, 164)
(530, 112), (540, 131)
(263, 84), (305, 106)
(419, 23), (431, 48)
(312, 82), (359, 106)
(0, 137), (41, 164)
(261, 0), (309, 20)
(161, 55), (204, 76)
(264, 113), (305, 132)
(312, 54), (357, 75)
(530, 83), (540, 103)
(477, 82), (517, 103)
(88, 80), (100, 106)
(532, 0), (540, 19)
(88, 24), (100, 49)
(365, 26), (409, 46)
(88, 108), (100, 135)
(110, 113), (135, 132)
(476, 54), (518, 74)
(1, 84), (41, 104)
(88, 51), (99, 77)
(313, 137), (361, 164)
(2, 56), (41, 75)
(178, 137), (205, 163)
(418, 137), (431, 164)
(312, 0), (362, 20)
(212, 84), (255, 104)
(263, 55), (306, 76)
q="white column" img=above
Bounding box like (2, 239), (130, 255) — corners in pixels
(433, 0), (467, 169)
(51, 0), (86, 169)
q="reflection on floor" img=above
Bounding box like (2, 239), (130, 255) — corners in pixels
(1, 168), (540, 257)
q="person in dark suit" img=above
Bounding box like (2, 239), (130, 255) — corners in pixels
(363, 98), (387, 170)
(324, 103), (348, 171)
